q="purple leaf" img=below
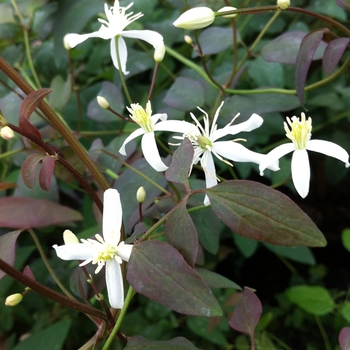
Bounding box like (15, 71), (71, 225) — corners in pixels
(206, 180), (326, 247)
(165, 138), (193, 190)
(323, 37), (350, 75)
(125, 336), (200, 349)
(336, 0), (350, 10)
(165, 201), (198, 267)
(21, 153), (44, 189)
(127, 241), (222, 316)
(19, 114), (42, 141)
(0, 230), (23, 280)
(339, 327), (350, 350)
(0, 197), (82, 228)
(295, 29), (328, 106)
(229, 287), (262, 350)
(23, 265), (35, 280)
(19, 88), (52, 120)
(39, 155), (56, 191)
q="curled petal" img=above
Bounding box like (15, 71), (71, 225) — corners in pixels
(111, 36), (129, 74)
(151, 113), (167, 125)
(119, 128), (145, 155)
(103, 189), (122, 245)
(121, 30), (164, 52)
(307, 139), (350, 167)
(201, 151), (217, 206)
(118, 243), (133, 262)
(105, 260), (124, 309)
(259, 143), (294, 175)
(141, 132), (168, 171)
(53, 243), (95, 261)
(291, 149), (310, 198)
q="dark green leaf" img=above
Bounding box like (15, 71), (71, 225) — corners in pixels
(124, 336), (201, 349)
(196, 268), (241, 290)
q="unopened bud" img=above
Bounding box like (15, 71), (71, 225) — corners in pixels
(277, 0), (291, 9)
(5, 293), (23, 306)
(218, 6), (238, 18)
(63, 229), (79, 244)
(173, 7), (215, 30)
(0, 126), (14, 140)
(97, 96), (110, 110)
(154, 42), (165, 63)
(63, 35), (72, 51)
(136, 187), (146, 203)
(184, 35), (192, 44)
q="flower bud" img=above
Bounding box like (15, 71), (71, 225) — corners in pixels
(173, 7), (215, 30)
(154, 42), (165, 63)
(277, 0), (291, 9)
(5, 293), (23, 306)
(184, 35), (192, 44)
(136, 187), (146, 203)
(97, 96), (110, 110)
(218, 6), (238, 18)
(0, 126), (14, 140)
(63, 229), (79, 244)
(63, 35), (72, 50)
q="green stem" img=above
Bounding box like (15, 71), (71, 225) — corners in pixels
(315, 315), (331, 350)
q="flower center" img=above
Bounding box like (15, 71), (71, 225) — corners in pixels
(196, 135), (212, 150)
(127, 101), (154, 132)
(284, 112), (312, 150)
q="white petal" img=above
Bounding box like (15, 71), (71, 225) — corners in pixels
(307, 139), (350, 167)
(291, 149), (310, 198)
(53, 243), (95, 261)
(105, 260), (124, 309)
(151, 113), (167, 125)
(153, 120), (196, 134)
(118, 244), (133, 262)
(201, 151), (217, 189)
(121, 30), (164, 51)
(119, 128), (145, 155)
(110, 36), (129, 74)
(64, 27), (113, 49)
(103, 189), (122, 245)
(141, 132), (168, 171)
(259, 143), (294, 175)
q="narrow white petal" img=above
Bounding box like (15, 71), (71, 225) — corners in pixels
(110, 36), (129, 74)
(105, 260), (124, 309)
(259, 143), (294, 175)
(201, 151), (217, 187)
(118, 244), (133, 262)
(307, 139), (350, 166)
(64, 28), (113, 48)
(119, 128), (145, 155)
(153, 120), (196, 134)
(121, 30), (164, 50)
(291, 149), (310, 198)
(151, 113), (167, 125)
(53, 244), (95, 261)
(141, 132), (168, 171)
(103, 189), (122, 245)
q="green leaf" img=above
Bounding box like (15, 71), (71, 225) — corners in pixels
(195, 268), (241, 290)
(206, 180), (326, 247)
(286, 285), (335, 315)
(127, 241), (222, 316)
(47, 75), (72, 112)
(124, 336), (201, 349)
(232, 232), (259, 258)
(341, 229), (350, 252)
(341, 302), (350, 323)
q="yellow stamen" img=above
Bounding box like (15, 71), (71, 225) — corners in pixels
(284, 112), (312, 150)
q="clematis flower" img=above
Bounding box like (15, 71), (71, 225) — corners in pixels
(259, 112), (350, 198)
(64, 1), (165, 74)
(173, 101), (279, 205)
(119, 101), (195, 172)
(53, 189), (132, 309)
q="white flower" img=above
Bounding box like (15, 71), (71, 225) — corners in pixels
(53, 189), (132, 309)
(119, 101), (195, 172)
(0, 126), (14, 140)
(259, 113), (350, 198)
(174, 102), (279, 205)
(63, 1), (164, 74)
(173, 7), (215, 30)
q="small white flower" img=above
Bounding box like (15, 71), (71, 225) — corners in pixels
(174, 102), (279, 205)
(64, 1), (164, 74)
(0, 126), (14, 140)
(119, 101), (195, 172)
(259, 113), (350, 198)
(53, 189), (132, 309)
(173, 7), (215, 30)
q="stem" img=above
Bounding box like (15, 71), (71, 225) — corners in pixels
(315, 315), (331, 350)
(147, 63), (159, 102)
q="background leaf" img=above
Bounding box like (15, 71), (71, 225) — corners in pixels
(38, 155), (56, 191)
(0, 230), (22, 280)
(124, 336), (200, 349)
(322, 37), (350, 75)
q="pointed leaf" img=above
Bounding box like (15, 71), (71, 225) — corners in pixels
(39, 155), (56, 191)
(295, 29), (328, 106)
(165, 138), (193, 189)
(322, 37), (350, 75)
(21, 153), (44, 189)
(196, 268), (241, 290)
(165, 201), (198, 267)
(19, 88), (52, 120)
(336, 0), (350, 10)
(206, 180), (326, 247)
(0, 197), (82, 228)
(125, 336), (201, 350)
(19, 114), (42, 141)
(339, 327), (350, 350)
(127, 241), (222, 316)
(0, 230), (23, 280)
(286, 285), (335, 315)
(229, 287), (262, 340)
(23, 265), (35, 280)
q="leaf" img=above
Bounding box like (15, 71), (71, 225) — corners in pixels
(19, 88), (52, 120)
(0, 197), (83, 228)
(0, 230), (23, 280)
(339, 327), (350, 350)
(206, 180), (326, 247)
(19, 114), (42, 141)
(336, 0), (350, 10)
(127, 240), (222, 316)
(23, 265), (35, 280)
(322, 38), (350, 75)
(229, 287), (262, 346)
(196, 267), (241, 290)
(295, 29), (328, 107)
(47, 75), (72, 112)
(163, 77), (205, 111)
(197, 27), (235, 55)
(21, 153), (44, 189)
(341, 228), (350, 252)
(286, 285), (335, 315)
(166, 138), (193, 189)
(165, 201), (198, 267)
(124, 336), (201, 350)
(39, 155), (56, 191)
